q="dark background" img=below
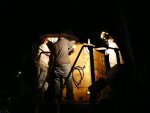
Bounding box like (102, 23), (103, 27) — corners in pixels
(1, 0), (149, 111)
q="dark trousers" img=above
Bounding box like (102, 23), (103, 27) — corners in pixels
(53, 64), (74, 103)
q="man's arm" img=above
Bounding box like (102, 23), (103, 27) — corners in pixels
(68, 44), (77, 55)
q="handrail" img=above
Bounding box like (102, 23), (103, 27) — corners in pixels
(63, 44), (95, 87)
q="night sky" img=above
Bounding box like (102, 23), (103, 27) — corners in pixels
(1, 0), (150, 107)
(1, 0), (124, 66)
(1, 0), (148, 69)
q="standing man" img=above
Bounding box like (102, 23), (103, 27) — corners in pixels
(101, 31), (124, 74)
(95, 31), (125, 102)
(96, 31), (124, 73)
(52, 33), (78, 103)
(35, 34), (58, 93)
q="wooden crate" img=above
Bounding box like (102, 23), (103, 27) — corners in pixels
(62, 43), (106, 103)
